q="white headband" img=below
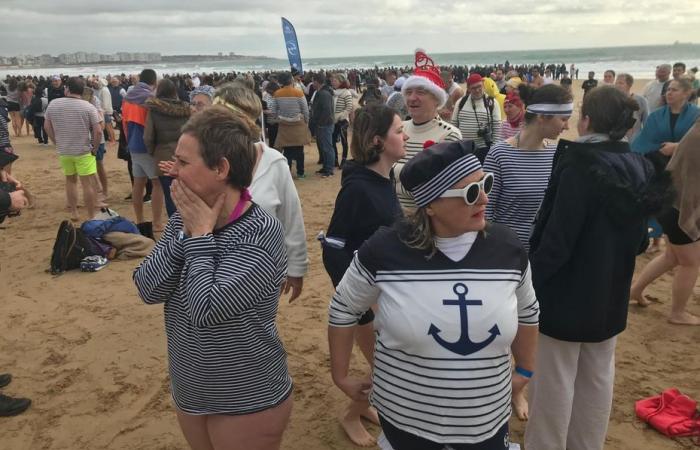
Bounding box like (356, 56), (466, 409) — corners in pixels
(526, 103), (574, 115)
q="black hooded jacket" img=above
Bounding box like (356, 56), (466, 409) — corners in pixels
(322, 161), (403, 286)
(529, 139), (672, 342)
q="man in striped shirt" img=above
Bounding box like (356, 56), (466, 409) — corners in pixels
(396, 49), (462, 210)
(451, 73), (502, 163)
(44, 77), (102, 220)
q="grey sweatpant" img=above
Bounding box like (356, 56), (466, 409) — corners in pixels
(524, 333), (617, 450)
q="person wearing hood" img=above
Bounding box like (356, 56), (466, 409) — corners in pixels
(144, 78), (191, 217)
(322, 104), (407, 447)
(122, 68), (165, 235)
(525, 86), (673, 450)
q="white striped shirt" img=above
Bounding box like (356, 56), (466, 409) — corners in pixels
(483, 140), (557, 251)
(451, 95), (502, 149)
(44, 97), (101, 156)
(395, 117), (462, 209)
(333, 88), (353, 122)
(133, 205), (293, 414)
(329, 225), (539, 444)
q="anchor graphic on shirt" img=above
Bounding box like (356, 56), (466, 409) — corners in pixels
(427, 283), (500, 356)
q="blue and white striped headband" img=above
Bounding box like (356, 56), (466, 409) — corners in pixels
(410, 154), (482, 207)
(526, 102), (574, 115)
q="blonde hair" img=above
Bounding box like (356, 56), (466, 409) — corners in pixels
(212, 82), (262, 137)
(399, 208), (437, 258)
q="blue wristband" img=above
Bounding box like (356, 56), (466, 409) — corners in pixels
(515, 366), (533, 379)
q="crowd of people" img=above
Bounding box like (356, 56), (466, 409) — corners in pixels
(1, 49), (700, 450)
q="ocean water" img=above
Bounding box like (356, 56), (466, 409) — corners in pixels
(2, 44), (699, 80)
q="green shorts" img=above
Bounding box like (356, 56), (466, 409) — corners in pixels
(59, 153), (97, 176)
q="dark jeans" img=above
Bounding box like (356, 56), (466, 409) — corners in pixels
(159, 176), (176, 217)
(379, 416), (509, 450)
(316, 124), (335, 174)
(333, 119), (349, 166)
(266, 122), (278, 148)
(283, 146), (305, 176)
(33, 116), (48, 143)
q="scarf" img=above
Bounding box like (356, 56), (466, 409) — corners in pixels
(125, 82), (154, 105)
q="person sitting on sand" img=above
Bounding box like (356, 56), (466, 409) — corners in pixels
(329, 140), (539, 450)
(631, 117), (700, 325)
(322, 104), (407, 447)
(525, 86), (672, 450)
(134, 106), (293, 450)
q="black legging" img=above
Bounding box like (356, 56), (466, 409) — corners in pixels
(332, 119), (349, 165)
(379, 416), (509, 450)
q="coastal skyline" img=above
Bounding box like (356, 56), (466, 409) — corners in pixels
(2, 0), (699, 59)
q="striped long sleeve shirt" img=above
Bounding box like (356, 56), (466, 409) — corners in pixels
(329, 224), (539, 444)
(395, 117), (462, 209)
(273, 86), (309, 123)
(483, 140), (556, 251)
(133, 205), (293, 415)
(334, 88), (353, 122)
(451, 95), (502, 149)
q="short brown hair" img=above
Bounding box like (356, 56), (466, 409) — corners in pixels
(350, 104), (397, 165)
(180, 106), (257, 190)
(581, 86), (639, 141)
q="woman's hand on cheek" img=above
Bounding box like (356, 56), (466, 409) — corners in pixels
(171, 180), (226, 237)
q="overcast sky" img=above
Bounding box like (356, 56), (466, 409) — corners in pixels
(2, 0), (698, 58)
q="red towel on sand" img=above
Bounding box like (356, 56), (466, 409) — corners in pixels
(635, 388), (700, 438)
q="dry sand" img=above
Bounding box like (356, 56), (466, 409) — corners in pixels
(1, 79), (699, 450)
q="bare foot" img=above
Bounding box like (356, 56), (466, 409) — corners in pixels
(668, 312), (700, 325)
(512, 389), (529, 421)
(360, 405), (380, 426)
(630, 288), (652, 307)
(340, 410), (376, 447)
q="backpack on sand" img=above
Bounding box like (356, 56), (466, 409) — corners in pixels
(50, 220), (99, 275)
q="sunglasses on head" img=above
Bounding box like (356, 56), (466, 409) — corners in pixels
(440, 172), (494, 205)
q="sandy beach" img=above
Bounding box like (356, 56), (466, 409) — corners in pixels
(1, 79), (699, 450)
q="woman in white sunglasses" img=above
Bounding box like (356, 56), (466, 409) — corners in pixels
(328, 140), (539, 450)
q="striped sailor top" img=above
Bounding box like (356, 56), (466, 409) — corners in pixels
(329, 224), (539, 444)
(133, 204), (292, 415)
(395, 117), (462, 210)
(451, 95), (503, 149)
(483, 140), (557, 251)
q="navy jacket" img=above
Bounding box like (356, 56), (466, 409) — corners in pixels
(322, 161), (402, 286)
(529, 139), (672, 342)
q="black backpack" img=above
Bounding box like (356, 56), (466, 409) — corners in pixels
(49, 220), (98, 275)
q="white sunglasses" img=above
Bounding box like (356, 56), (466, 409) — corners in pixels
(440, 173), (494, 205)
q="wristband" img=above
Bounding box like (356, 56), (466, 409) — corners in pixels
(515, 366), (533, 379)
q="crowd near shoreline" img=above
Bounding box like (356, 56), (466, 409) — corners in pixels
(1, 51), (700, 450)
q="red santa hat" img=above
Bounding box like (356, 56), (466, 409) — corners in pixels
(401, 49), (448, 108)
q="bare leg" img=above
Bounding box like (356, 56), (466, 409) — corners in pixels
(176, 410), (214, 450)
(340, 321), (378, 447)
(668, 242), (700, 325)
(206, 396), (292, 450)
(630, 246), (678, 306)
(9, 111), (22, 136)
(96, 161), (109, 199)
(149, 178), (165, 231)
(65, 175), (80, 221)
(79, 174), (97, 218)
(132, 177), (147, 224)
